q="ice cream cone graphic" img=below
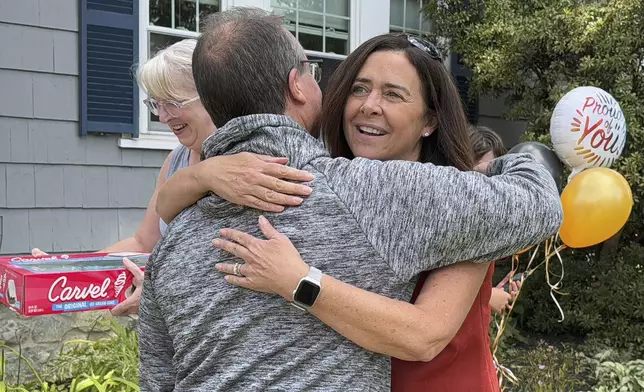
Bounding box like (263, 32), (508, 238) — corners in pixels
(114, 271), (127, 297)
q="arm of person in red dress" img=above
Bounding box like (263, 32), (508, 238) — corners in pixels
(214, 216), (490, 362)
(308, 260), (491, 362)
(404, 261), (491, 361)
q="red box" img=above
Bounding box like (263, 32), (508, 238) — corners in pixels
(0, 252), (148, 316)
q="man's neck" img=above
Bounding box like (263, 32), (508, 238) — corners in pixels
(200, 114), (324, 165)
(284, 107), (309, 132)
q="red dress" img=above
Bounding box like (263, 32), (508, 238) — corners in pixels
(391, 264), (499, 392)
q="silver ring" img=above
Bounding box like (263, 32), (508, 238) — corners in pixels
(233, 262), (244, 277)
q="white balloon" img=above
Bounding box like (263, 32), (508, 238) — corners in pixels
(550, 86), (627, 181)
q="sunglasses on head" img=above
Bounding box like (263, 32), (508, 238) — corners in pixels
(405, 34), (443, 62)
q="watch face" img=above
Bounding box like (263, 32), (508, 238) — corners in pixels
(294, 279), (320, 306)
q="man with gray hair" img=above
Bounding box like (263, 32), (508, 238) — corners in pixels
(138, 7), (562, 391)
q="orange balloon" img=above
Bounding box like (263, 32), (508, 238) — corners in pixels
(559, 168), (633, 248)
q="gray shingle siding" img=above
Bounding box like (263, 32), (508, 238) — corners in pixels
(0, 1), (169, 255)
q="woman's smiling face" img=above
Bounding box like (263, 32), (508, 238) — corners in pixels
(342, 50), (435, 162)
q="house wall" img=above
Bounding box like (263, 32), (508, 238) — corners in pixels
(0, 1), (163, 381)
(0, 0), (169, 257)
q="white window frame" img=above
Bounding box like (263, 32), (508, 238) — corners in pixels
(389, 0), (431, 37)
(120, 0), (231, 150)
(269, 1), (355, 56)
(119, 0), (359, 150)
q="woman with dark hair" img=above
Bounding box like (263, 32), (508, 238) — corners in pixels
(471, 125), (508, 172)
(153, 33), (553, 391)
(315, 35), (474, 170)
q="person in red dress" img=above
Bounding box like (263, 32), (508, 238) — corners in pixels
(391, 126), (518, 392)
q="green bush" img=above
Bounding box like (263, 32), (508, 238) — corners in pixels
(496, 342), (644, 391)
(1, 318), (139, 392)
(587, 350), (644, 392)
(503, 244), (644, 355)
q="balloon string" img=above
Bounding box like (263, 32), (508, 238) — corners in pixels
(491, 242), (540, 389)
(523, 239), (543, 274)
(492, 236), (569, 389)
(546, 238), (567, 322)
(493, 241), (543, 355)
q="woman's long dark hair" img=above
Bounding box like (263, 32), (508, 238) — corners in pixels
(315, 33), (475, 171)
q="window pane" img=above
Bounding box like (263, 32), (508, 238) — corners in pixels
(325, 15), (349, 36)
(421, 17), (432, 33)
(325, 36), (348, 55)
(199, 0), (220, 30)
(272, 1), (350, 54)
(150, 0), (172, 27)
(405, 0), (421, 31)
(298, 11), (324, 30)
(326, 0), (349, 17)
(390, 0), (404, 27)
(273, 7), (297, 33)
(299, 33), (323, 52)
(271, 0), (292, 8)
(300, 0), (323, 13)
(149, 33), (185, 56)
(175, 0), (196, 31)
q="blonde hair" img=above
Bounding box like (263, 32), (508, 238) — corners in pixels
(137, 39), (197, 101)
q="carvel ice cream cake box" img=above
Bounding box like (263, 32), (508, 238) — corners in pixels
(0, 252), (148, 316)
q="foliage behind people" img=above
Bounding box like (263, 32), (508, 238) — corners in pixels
(423, 0), (644, 351)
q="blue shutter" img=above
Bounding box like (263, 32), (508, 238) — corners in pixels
(80, 0), (139, 136)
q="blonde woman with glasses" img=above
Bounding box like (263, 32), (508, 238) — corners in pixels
(31, 39), (313, 315)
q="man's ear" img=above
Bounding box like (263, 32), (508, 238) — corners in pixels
(287, 68), (308, 105)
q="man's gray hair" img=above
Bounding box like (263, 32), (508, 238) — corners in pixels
(193, 7), (307, 127)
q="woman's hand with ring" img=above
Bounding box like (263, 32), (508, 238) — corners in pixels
(213, 216), (309, 301)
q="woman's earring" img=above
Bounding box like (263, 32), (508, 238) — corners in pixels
(423, 132), (430, 137)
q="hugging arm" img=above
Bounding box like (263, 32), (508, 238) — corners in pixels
(215, 217), (490, 361)
(321, 153), (563, 279)
(156, 153), (313, 223)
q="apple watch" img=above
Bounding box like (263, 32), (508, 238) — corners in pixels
(291, 266), (323, 311)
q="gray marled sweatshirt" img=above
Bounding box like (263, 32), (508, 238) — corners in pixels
(139, 114), (563, 392)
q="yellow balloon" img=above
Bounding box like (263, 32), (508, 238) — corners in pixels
(560, 168), (633, 248)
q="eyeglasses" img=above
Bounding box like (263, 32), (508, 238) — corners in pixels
(300, 59), (323, 83)
(406, 34), (443, 62)
(143, 96), (200, 118)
